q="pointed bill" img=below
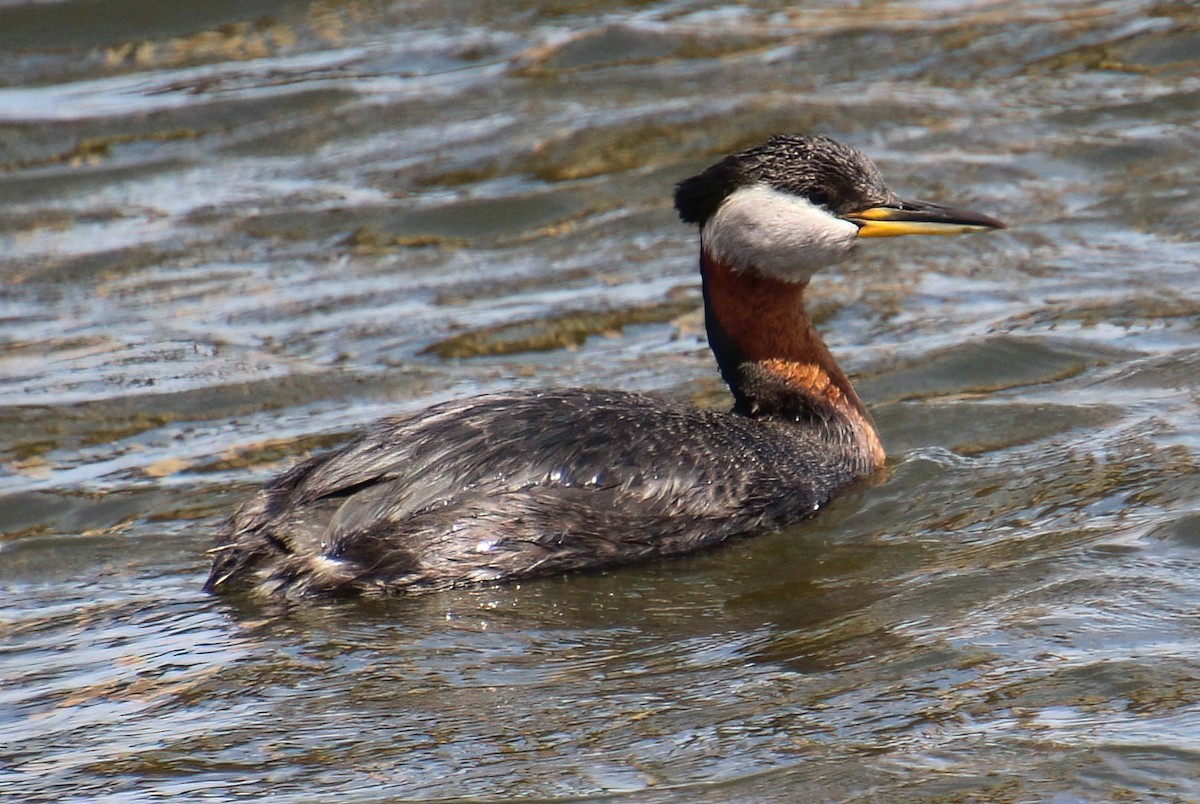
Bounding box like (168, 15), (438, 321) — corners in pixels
(845, 199), (1006, 238)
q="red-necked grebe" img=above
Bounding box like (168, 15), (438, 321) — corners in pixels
(205, 134), (1005, 598)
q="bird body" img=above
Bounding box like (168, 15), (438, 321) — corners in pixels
(207, 388), (868, 596)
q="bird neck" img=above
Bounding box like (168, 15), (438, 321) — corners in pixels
(699, 247), (885, 469)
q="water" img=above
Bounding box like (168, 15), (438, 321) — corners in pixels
(2, 0), (1198, 799)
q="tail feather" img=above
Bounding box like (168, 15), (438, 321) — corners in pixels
(204, 511), (393, 599)
(202, 519), (275, 593)
(204, 454), (343, 597)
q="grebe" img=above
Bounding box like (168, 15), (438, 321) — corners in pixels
(205, 135), (1004, 598)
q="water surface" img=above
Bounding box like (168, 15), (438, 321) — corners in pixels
(2, 0), (1199, 800)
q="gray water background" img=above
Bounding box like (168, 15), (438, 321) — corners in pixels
(2, 1), (1199, 800)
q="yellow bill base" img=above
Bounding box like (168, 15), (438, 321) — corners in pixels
(845, 205), (1005, 238)
(851, 219), (999, 238)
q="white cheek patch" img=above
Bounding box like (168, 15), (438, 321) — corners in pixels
(702, 184), (860, 282)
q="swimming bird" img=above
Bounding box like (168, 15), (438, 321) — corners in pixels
(205, 134), (1004, 598)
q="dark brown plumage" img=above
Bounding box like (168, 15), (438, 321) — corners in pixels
(206, 390), (867, 597)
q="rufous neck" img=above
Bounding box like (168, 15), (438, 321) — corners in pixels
(700, 247), (884, 467)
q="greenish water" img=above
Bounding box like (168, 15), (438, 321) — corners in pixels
(2, 1), (1199, 800)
